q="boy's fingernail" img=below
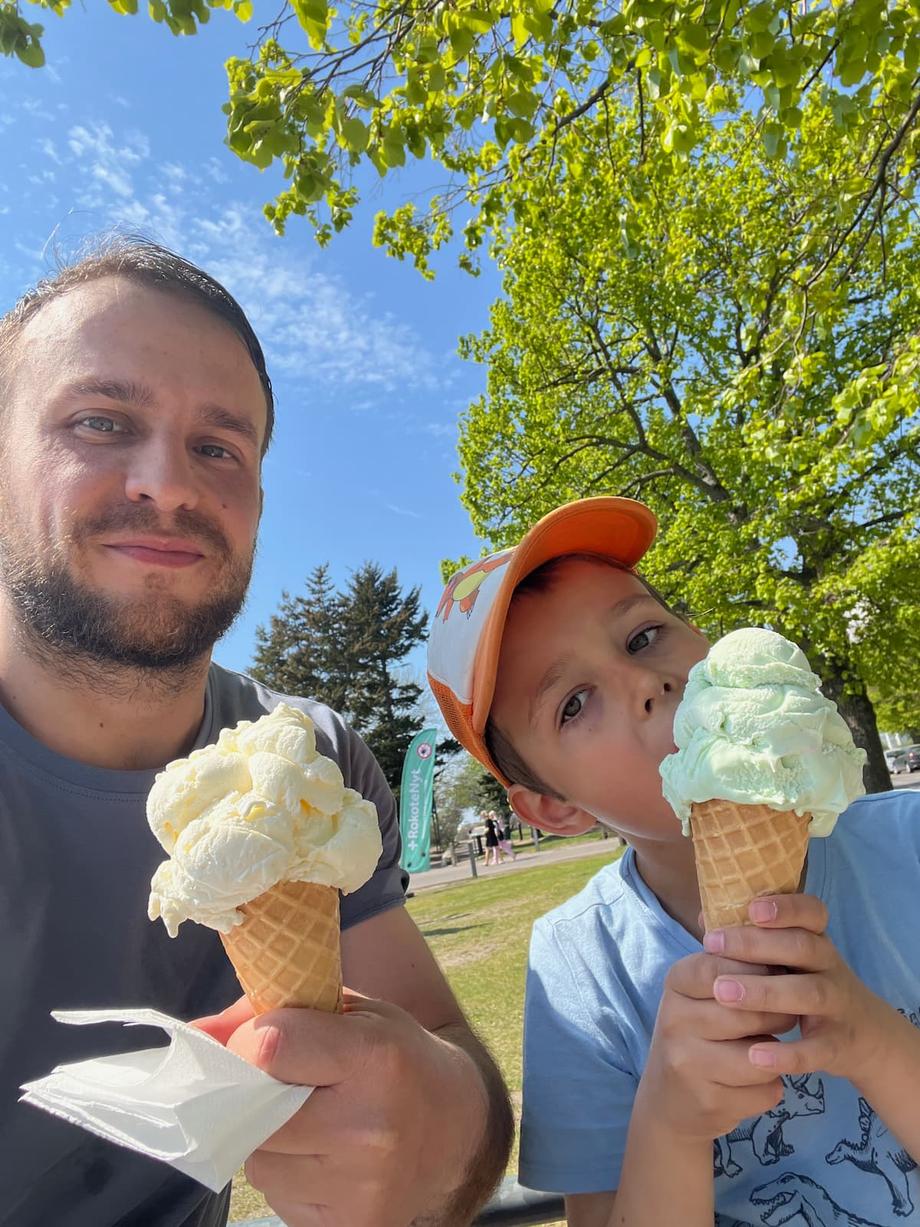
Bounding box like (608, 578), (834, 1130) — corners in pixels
(749, 1047), (776, 1068)
(703, 929), (725, 953)
(715, 978), (744, 1003)
(750, 899), (777, 922)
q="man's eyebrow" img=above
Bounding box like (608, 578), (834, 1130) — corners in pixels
(198, 403), (261, 448)
(67, 378), (154, 406)
(64, 382), (261, 448)
(527, 591), (660, 729)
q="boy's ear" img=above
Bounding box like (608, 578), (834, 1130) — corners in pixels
(508, 784), (597, 837)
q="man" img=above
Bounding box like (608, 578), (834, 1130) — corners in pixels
(0, 240), (512, 1227)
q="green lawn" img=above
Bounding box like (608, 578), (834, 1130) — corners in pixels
(229, 843), (621, 1223)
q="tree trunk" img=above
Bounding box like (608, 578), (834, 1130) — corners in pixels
(820, 663), (892, 795)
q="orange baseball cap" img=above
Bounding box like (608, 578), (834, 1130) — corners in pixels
(427, 497), (657, 784)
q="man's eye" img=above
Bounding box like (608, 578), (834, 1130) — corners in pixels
(198, 443), (234, 460)
(560, 690), (588, 725)
(628, 625), (661, 653)
(79, 415), (121, 433)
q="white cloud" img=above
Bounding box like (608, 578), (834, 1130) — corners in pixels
(385, 503), (424, 519)
(39, 137), (62, 165)
(10, 113), (446, 397)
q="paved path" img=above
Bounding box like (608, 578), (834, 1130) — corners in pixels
(409, 780), (920, 895)
(407, 834), (623, 893)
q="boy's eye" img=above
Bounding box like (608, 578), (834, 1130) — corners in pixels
(628, 625), (662, 653)
(560, 689), (588, 726)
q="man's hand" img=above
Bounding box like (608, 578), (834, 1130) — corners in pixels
(196, 990), (489, 1227)
(639, 950), (797, 1144)
(702, 893), (890, 1081)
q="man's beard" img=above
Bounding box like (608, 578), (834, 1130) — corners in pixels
(0, 504), (253, 676)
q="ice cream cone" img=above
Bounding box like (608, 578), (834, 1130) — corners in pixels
(690, 800), (810, 932)
(220, 878), (343, 1014)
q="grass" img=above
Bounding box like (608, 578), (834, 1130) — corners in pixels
(229, 842), (622, 1223)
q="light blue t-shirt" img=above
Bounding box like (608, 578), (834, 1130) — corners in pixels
(520, 790), (920, 1225)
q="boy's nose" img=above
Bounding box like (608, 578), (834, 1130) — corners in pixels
(643, 679), (674, 715)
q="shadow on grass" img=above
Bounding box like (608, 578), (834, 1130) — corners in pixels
(420, 923), (486, 938)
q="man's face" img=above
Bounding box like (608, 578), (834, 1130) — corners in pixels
(490, 560), (709, 840)
(0, 277), (266, 670)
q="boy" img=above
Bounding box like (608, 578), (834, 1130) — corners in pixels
(428, 496), (920, 1227)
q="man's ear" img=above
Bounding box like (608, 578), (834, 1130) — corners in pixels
(508, 784), (597, 837)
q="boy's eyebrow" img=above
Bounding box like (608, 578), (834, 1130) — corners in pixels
(528, 591), (660, 728)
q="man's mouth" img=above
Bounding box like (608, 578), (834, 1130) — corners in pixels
(102, 538), (206, 569)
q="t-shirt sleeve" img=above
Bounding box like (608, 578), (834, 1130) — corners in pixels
(519, 916), (639, 1195)
(337, 722), (409, 930)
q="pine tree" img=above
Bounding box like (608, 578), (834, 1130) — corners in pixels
(251, 564), (350, 710)
(251, 562), (429, 794)
(343, 562), (428, 791)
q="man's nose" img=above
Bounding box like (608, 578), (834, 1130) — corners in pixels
(123, 438), (200, 512)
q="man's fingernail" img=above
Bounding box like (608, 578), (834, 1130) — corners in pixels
(750, 899), (777, 922)
(256, 1024), (281, 1067)
(703, 929), (725, 953)
(750, 1048), (776, 1068)
(715, 978), (744, 1003)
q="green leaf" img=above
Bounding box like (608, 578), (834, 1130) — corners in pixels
(15, 37), (45, 67)
(341, 116), (369, 151)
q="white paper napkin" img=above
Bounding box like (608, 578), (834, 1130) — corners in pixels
(20, 1008), (313, 1192)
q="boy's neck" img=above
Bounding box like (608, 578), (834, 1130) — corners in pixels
(630, 838), (704, 942)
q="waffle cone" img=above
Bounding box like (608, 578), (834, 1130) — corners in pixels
(691, 800), (810, 932)
(220, 879), (342, 1014)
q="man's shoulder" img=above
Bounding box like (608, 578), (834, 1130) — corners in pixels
(208, 663), (350, 749)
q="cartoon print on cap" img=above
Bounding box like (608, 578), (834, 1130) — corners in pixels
(436, 552), (512, 623)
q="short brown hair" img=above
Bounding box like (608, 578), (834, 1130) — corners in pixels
(484, 554), (679, 795)
(0, 235), (275, 453)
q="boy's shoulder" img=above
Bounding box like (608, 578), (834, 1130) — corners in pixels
(533, 851), (630, 935)
(836, 786), (920, 836)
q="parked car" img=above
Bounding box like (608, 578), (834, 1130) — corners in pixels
(886, 749), (910, 774)
(906, 746), (920, 774)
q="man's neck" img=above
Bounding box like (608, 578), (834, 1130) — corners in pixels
(0, 611), (211, 771)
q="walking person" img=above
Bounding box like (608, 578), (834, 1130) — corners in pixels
(483, 812), (503, 865)
(494, 810), (517, 860)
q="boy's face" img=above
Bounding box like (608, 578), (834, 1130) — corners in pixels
(490, 559), (708, 841)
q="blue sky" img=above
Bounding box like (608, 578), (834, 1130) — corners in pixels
(0, 5), (503, 700)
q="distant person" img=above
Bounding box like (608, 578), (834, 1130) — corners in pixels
(494, 810), (517, 860)
(0, 237), (512, 1227)
(483, 813), (504, 865)
(428, 496), (920, 1227)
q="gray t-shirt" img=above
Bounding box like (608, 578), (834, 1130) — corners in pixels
(0, 663), (408, 1227)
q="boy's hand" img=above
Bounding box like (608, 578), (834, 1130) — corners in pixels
(641, 952), (797, 1144)
(703, 893), (888, 1082)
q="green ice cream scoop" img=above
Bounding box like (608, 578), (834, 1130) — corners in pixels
(660, 628), (866, 838)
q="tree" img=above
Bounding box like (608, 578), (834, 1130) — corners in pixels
(251, 563), (350, 712)
(455, 101), (919, 794)
(6, 2), (919, 276)
(251, 561), (428, 793)
(342, 561), (429, 789)
(434, 752), (504, 849)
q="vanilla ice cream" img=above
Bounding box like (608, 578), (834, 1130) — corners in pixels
(147, 705), (382, 937)
(660, 628), (866, 837)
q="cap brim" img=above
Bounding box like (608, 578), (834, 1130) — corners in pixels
(471, 497), (657, 739)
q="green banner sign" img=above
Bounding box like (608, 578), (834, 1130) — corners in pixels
(399, 728), (438, 874)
